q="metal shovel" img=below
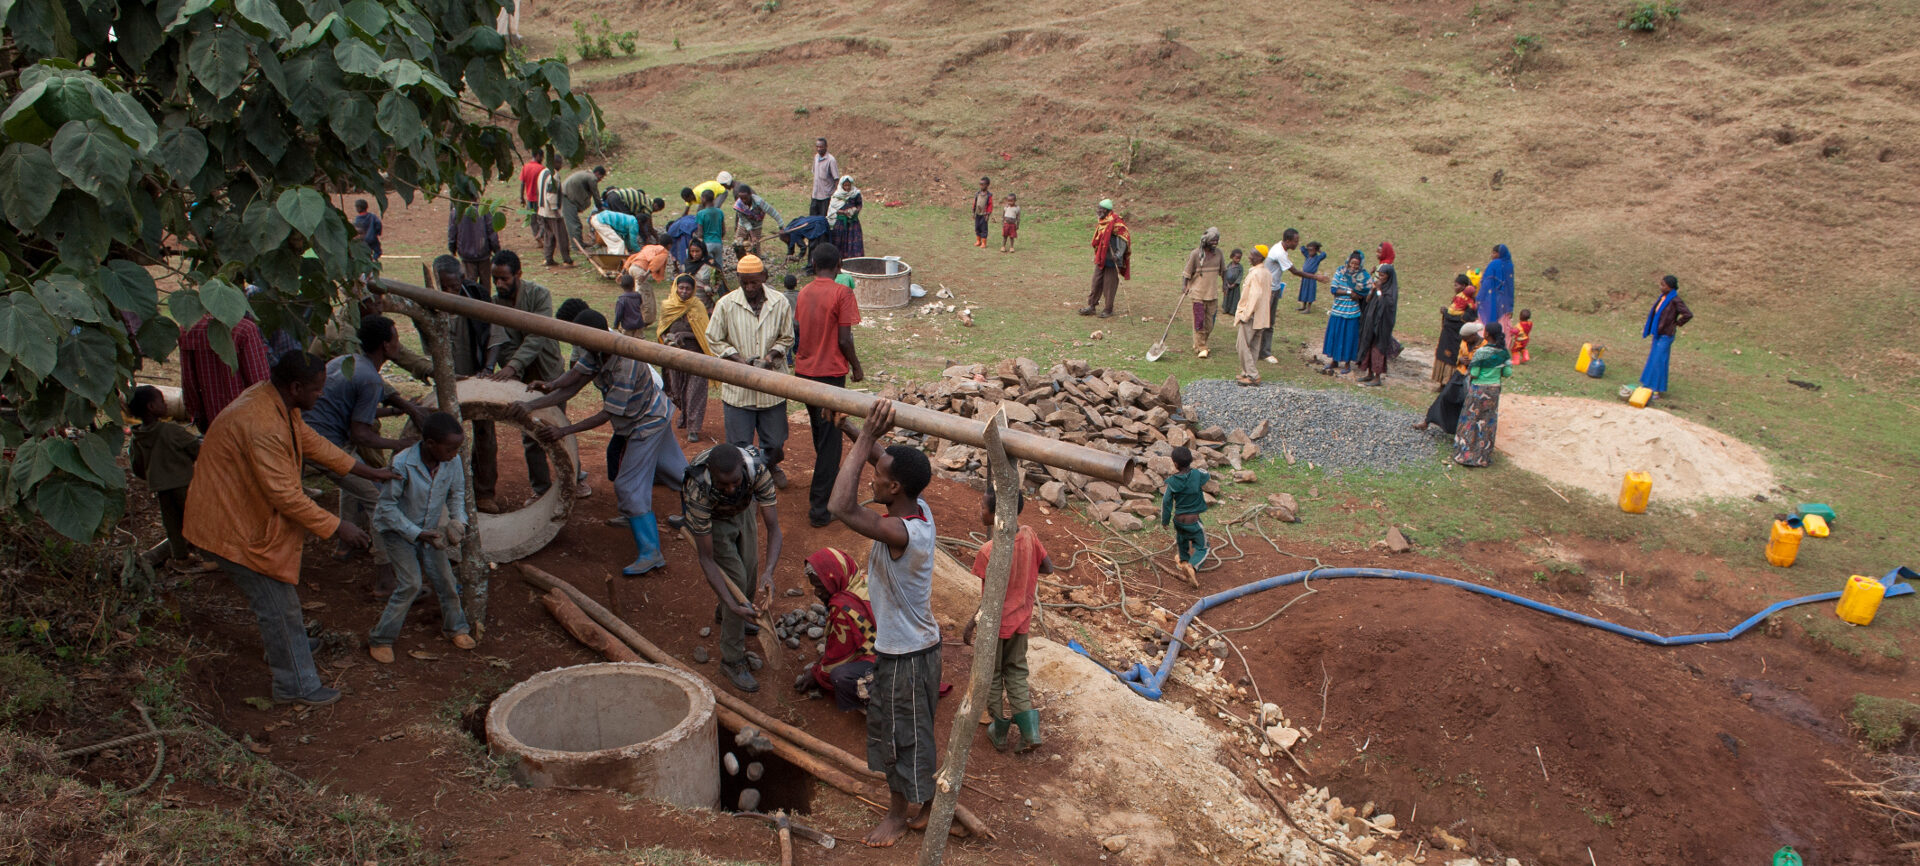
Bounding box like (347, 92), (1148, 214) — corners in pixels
(1145, 290), (1187, 362)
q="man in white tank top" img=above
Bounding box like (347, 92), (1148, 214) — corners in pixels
(828, 399), (940, 848)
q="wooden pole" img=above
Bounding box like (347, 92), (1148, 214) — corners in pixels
(415, 266), (489, 633)
(919, 411), (1017, 865)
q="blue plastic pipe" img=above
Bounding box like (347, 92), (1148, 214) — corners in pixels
(1075, 565), (1915, 700)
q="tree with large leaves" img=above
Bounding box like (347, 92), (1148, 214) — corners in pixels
(0, 0), (596, 540)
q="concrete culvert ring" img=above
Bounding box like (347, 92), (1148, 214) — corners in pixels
(486, 662), (719, 808)
(419, 378), (578, 563)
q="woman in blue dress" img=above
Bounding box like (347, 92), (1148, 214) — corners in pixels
(1296, 241), (1325, 313)
(1639, 275), (1692, 397)
(1320, 250), (1370, 375)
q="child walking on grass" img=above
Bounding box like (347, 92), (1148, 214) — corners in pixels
(965, 484), (1054, 753)
(1512, 308), (1534, 363)
(1000, 193), (1020, 253)
(1160, 446), (1210, 584)
(129, 386), (216, 574)
(367, 412), (476, 663)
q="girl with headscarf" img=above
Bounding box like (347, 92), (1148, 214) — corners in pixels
(1477, 244), (1514, 330)
(1376, 241), (1396, 265)
(1453, 321), (1513, 467)
(1433, 274), (1477, 383)
(1354, 263), (1401, 385)
(1183, 227), (1226, 357)
(684, 239), (718, 309)
(657, 274), (712, 442)
(800, 548), (877, 710)
(1296, 242), (1325, 312)
(1416, 321), (1480, 435)
(1639, 275), (1693, 397)
(1320, 250), (1370, 375)
(828, 175), (864, 258)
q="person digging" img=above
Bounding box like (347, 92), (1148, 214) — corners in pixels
(666, 443), (783, 693)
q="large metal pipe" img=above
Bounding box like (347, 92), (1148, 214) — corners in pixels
(376, 278), (1135, 484)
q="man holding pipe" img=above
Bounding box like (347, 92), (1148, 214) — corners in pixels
(670, 443), (781, 693)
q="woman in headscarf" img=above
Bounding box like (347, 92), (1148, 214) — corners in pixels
(684, 239), (718, 309)
(1416, 321), (1479, 435)
(1453, 321), (1513, 467)
(1376, 241), (1395, 266)
(1477, 244), (1514, 331)
(828, 175), (864, 258)
(1433, 274), (1477, 384)
(1320, 250), (1370, 375)
(1354, 263), (1401, 385)
(1639, 275), (1693, 398)
(798, 548), (877, 711)
(1182, 227), (1226, 357)
(657, 274), (713, 442)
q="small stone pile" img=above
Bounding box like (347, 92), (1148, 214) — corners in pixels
(886, 358), (1292, 532)
(773, 603), (829, 653)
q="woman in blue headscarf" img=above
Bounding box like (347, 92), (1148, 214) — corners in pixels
(1319, 250), (1370, 375)
(1639, 275), (1692, 397)
(1477, 244), (1514, 331)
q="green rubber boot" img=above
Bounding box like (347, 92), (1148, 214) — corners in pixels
(1012, 709), (1042, 752)
(986, 715), (1012, 751)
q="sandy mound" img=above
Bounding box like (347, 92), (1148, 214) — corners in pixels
(1497, 395), (1774, 502)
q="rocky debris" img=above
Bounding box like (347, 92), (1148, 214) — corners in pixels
(1101, 835), (1130, 852)
(692, 646), (710, 664)
(1265, 493), (1299, 523)
(745, 762), (764, 781)
(1107, 512), (1144, 533)
(698, 626), (712, 638)
(723, 752), (739, 775)
(1381, 527), (1413, 554)
(737, 788), (761, 812)
(1182, 379), (1438, 472)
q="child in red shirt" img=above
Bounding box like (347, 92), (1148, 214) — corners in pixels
(1512, 308), (1534, 363)
(965, 485), (1054, 752)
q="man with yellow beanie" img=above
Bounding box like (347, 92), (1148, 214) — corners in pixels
(705, 255), (797, 487)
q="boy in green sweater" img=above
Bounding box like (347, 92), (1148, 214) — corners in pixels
(129, 385), (216, 574)
(1160, 446), (1210, 584)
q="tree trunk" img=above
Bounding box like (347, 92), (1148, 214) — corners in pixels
(412, 268), (487, 633)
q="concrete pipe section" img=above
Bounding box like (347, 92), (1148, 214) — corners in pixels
(487, 662), (720, 808)
(842, 256), (912, 309)
(419, 378), (579, 563)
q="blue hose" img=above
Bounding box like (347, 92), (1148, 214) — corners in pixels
(1073, 566), (1915, 700)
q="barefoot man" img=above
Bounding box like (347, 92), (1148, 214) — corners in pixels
(828, 400), (940, 848)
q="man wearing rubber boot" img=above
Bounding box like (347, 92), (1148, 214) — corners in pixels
(670, 443), (782, 692)
(512, 310), (687, 577)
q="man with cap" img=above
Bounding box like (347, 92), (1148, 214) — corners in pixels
(692, 172), (735, 213)
(1078, 199), (1131, 318)
(705, 255), (797, 489)
(1183, 227), (1226, 357)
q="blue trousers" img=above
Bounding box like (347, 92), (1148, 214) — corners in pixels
(370, 531), (469, 646)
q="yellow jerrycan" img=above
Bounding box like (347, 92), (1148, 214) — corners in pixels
(1629, 386), (1653, 408)
(1618, 472), (1652, 514)
(1765, 518), (1804, 568)
(1835, 574), (1886, 626)
(1574, 343), (1593, 374)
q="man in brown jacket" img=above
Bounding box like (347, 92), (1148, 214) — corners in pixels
(185, 352), (397, 706)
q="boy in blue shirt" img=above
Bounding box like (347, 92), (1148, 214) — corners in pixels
(368, 412), (475, 662)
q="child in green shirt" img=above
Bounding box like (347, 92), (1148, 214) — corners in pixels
(128, 386), (215, 574)
(1159, 446), (1210, 584)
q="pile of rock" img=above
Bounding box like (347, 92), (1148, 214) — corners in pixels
(885, 358), (1284, 532)
(773, 603), (829, 654)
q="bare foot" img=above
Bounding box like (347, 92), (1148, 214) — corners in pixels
(907, 802), (932, 831)
(863, 812), (912, 848)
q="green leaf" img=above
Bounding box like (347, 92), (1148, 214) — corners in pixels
(328, 93), (374, 150)
(333, 38), (383, 76)
(0, 292), (61, 378)
(286, 12), (338, 51)
(35, 477), (107, 541)
(242, 197), (292, 254)
(199, 277), (250, 328)
(164, 0), (218, 30)
(32, 275), (104, 323)
(375, 92), (421, 144)
(100, 260), (160, 319)
(154, 125), (208, 182)
(491, 210), (507, 232)
(463, 57), (508, 110)
(167, 287), (208, 328)
(45, 439), (102, 485)
(451, 25), (506, 56)
(113, 1), (166, 67)
(342, 0), (388, 36)
(207, 318), (238, 371)
(254, 42), (288, 98)
(275, 187), (328, 235)
(541, 61), (571, 96)
(89, 87), (159, 151)
(281, 49), (341, 126)
(8, 0), (76, 58)
(135, 314), (179, 360)
(51, 324), (118, 405)
(10, 439), (55, 490)
(187, 27), (249, 99)
(76, 430), (126, 489)
(233, 0), (290, 39)
(51, 119), (135, 202)
(0, 143), (61, 228)
(43, 190), (110, 264)
(378, 58), (422, 90)
(1, 74), (97, 143)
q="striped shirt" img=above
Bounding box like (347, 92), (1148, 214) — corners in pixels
(576, 354), (670, 438)
(680, 445), (777, 534)
(601, 187), (649, 215)
(704, 290), (795, 410)
(179, 315), (270, 430)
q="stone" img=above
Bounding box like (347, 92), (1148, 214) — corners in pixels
(1107, 512), (1144, 532)
(1226, 445), (1244, 470)
(1088, 330), (1104, 340)
(745, 762), (764, 782)
(1227, 428), (1253, 447)
(1373, 813), (1396, 830)
(1083, 481), (1122, 502)
(1146, 455), (1178, 477)
(723, 752), (739, 775)
(1197, 425), (1226, 441)
(1431, 827), (1468, 851)
(1125, 471), (1158, 493)
(1101, 835), (1129, 853)
(1123, 500), (1157, 517)
(1240, 441), (1261, 461)
(1045, 408), (1086, 431)
(1089, 501), (1121, 522)
(698, 626), (712, 637)
(1385, 527), (1413, 554)
(1232, 470), (1257, 484)
(998, 400), (1037, 423)
(1250, 419), (1270, 440)
(1265, 725), (1302, 749)
(806, 626), (824, 639)
(785, 587), (804, 597)
(1015, 357), (1043, 387)
(1064, 359), (1091, 377)
(937, 444), (978, 470)
(941, 363), (983, 380)
(1158, 374), (1181, 408)
(1040, 481), (1067, 508)
(1266, 493), (1299, 523)
(1259, 702), (1281, 725)
(737, 788), (761, 812)
(1167, 426), (1192, 447)
(692, 646), (710, 664)
(784, 636), (801, 649)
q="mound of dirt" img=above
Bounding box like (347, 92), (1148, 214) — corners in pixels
(1498, 395), (1774, 502)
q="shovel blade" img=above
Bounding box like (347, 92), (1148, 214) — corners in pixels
(1146, 342), (1166, 362)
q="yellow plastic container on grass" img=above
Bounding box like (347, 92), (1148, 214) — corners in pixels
(1836, 574), (1886, 626)
(1618, 471), (1652, 514)
(1575, 343), (1593, 374)
(1765, 519), (1803, 568)
(1629, 386), (1653, 408)
(1802, 513), (1830, 538)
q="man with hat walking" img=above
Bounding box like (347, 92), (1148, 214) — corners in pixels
(1078, 199), (1131, 318)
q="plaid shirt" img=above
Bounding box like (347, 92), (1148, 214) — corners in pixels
(179, 315), (270, 429)
(576, 354), (669, 439)
(680, 445), (777, 534)
(704, 290), (794, 410)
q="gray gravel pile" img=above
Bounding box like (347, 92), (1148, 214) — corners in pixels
(1181, 379), (1440, 472)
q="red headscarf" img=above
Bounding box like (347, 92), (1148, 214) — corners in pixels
(1377, 241), (1395, 264)
(807, 548), (875, 688)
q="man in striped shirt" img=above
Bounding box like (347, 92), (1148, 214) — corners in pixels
(670, 443), (781, 692)
(705, 255), (796, 488)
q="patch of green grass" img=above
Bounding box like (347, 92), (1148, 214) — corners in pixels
(0, 652), (70, 720)
(1848, 694), (1920, 751)
(1583, 805), (1616, 827)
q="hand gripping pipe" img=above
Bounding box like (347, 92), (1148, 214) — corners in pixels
(1080, 566), (1915, 700)
(375, 278), (1136, 485)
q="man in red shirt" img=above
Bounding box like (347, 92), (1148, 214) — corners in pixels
(792, 242), (864, 527)
(519, 153), (545, 245)
(179, 314), (272, 432)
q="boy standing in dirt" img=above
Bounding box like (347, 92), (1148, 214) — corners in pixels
(971, 177), (993, 248)
(828, 399), (940, 849)
(129, 386), (216, 574)
(367, 413), (476, 663)
(1000, 193), (1020, 253)
(1160, 446), (1210, 583)
(965, 484), (1054, 752)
